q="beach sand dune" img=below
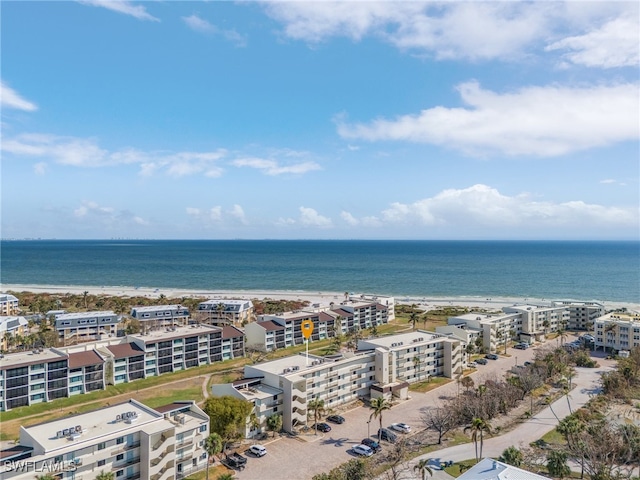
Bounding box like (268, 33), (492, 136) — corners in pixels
(2, 284), (638, 313)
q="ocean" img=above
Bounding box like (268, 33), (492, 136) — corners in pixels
(1, 240), (638, 303)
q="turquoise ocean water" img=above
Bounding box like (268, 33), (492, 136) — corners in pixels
(1, 240), (638, 303)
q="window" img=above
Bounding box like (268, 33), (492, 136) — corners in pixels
(116, 454), (124, 461)
(117, 437), (124, 445)
(199, 425), (207, 432)
(98, 460), (106, 467)
(116, 471), (124, 477)
(98, 442), (106, 450)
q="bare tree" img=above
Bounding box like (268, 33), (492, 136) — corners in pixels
(421, 406), (458, 445)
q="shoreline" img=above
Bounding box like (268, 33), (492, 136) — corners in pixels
(3, 283), (639, 313)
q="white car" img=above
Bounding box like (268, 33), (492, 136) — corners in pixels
(390, 422), (411, 433)
(352, 444), (374, 457)
(249, 444), (267, 457)
(468, 361), (477, 368)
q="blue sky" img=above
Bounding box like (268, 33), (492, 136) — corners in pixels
(1, 1), (638, 240)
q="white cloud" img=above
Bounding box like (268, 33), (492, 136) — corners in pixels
(182, 14), (247, 47)
(599, 179), (616, 184)
(33, 162), (47, 175)
(2, 133), (228, 177)
(337, 81), (639, 157)
(78, 0), (159, 22)
(341, 211), (359, 226)
(299, 207), (333, 228)
(73, 200), (149, 227)
(546, 16), (639, 68)
(352, 184), (639, 229)
(229, 204), (248, 224)
(1, 81), (38, 111)
(232, 157), (322, 175)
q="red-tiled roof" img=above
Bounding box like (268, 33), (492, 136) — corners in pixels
(221, 326), (244, 339)
(68, 350), (103, 369)
(106, 343), (145, 359)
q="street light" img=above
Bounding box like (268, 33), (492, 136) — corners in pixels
(367, 419), (371, 438)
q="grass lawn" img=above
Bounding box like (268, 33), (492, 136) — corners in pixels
(409, 376), (451, 393)
(184, 463), (235, 480)
(443, 459), (477, 477)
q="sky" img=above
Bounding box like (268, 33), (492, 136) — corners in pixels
(1, 1), (639, 240)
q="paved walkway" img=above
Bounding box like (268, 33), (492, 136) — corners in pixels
(407, 362), (615, 474)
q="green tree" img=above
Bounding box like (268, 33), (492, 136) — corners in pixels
(95, 472), (115, 480)
(369, 397), (393, 442)
(464, 417), (492, 463)
(409, 306), (419, 330)
(203, 396), (253, 452)
(546, 450), (571, 479)
(204, 432), (223, 480)
(414, 458), (434, 479)
(266, 413), (283, 438)
(499, 446), (523, 467)
(216, 474), (234, 480)
(35, 475), (57, 480)
(308, 397), (326, 435)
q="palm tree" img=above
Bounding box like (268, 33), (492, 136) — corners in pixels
(409, 305), (419, 330)
(546, 450), (571, 479)
(499, 446), (523, 467)
(82, 290), (89, 309)
(464, 417), (492, 462)
(204, 432), (223, 480)
(95, 472), (115, 480)
(307, 397), (326, 435)
(369, 397), (392, 442)
(542, 319), (550, 336)
(413, 355), (421, 378)
(413, 458), (434, 479)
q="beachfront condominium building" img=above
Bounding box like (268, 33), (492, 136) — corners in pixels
(358, 330), (466, 390)
(348, 294), (396, 321)
(130, 305), (191, 329)
(213, 330), (465, 433)
(0, 399), (209, 480)
(196, 299), (254, 326)
(0, 348), (105, 411)
(0, 316), (29, 351)
(55, 311), (121, 344)
(502, 305), (571, 342)
(0, 294), (20, 316)
(444, 312), (522, 353)
(245, 301), (389, 352)
(551, 300), (606, 331)
(594, 312), (640, 352)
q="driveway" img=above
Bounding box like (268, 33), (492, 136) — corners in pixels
(234, 346), (545, 480)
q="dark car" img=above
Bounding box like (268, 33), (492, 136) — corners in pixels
(327, 415), (345, 424)
(312, 423), (332, 433)
(224, 452), (247, 470)
(361, 438), (381, 452)
(475, 358), (488, 365)
(485, 353), (499, 360)
(513, 343), (527, 350)
(377, 428), (397, 443)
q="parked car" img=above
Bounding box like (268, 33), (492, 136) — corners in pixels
(361, 438), (381, 452)
(467, 361), (477, 368)
(326, 415), (345, 424)
(224, 452), (247, 470)
(249, 444), (267, 457)
(524, 361), (532, 367)
(514, 343), (528, 350)
(378, 428), (397, 443)
(485, 353), (499, 360)
(312, 423), (331, 433)
(475, 358), (488, 365)
(390, 422), (411, 433)
(352, 444), (374, 457)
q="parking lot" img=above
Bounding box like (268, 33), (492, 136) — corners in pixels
(233, 345), (539, 480)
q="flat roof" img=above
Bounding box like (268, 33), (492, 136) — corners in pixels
(359, 331), (440, 349)
(131, 305), (187, 312)
(22, 400), (165, 454)
(235, 382), (283, 401)
(132, 324), (221, 342)
(0, 349), (67, 371)
(248, 351), (371, 377)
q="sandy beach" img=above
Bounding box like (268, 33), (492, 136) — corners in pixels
(2, 284), (638, 313)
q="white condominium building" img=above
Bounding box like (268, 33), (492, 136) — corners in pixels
(55, 311), (121, 344)
(196, 299), (254, 326)
(130, 305), (191, 329)
(551, 300), (606, 331)
(502, 305), (570, 341)
(594, 312), (640, 352)
(0, 293), (20, 316)
(445, 312), (522, 353)
(0, 399), (209, 480)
